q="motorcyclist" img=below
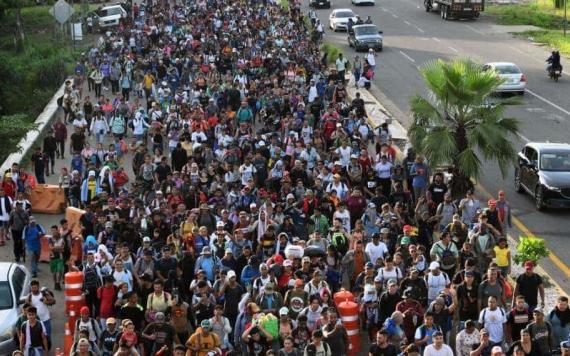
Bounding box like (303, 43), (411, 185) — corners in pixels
(546, 50), (562, 73)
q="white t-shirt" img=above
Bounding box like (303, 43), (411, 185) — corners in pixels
(333, 210), (351, 232)
(374, 161), (393, 179)
(478, 307), (507, 343)
(29, 293), (51, 322)
(423, 344), (454, 356)
(336, 146), (352, 168)
(365, 241), (389, 265)
(426, 272), (450, 301)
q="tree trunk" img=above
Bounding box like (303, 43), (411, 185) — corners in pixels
(450, 123), (473, 199)
(14, 7), (25, 52)
(554, 0), (564, 9)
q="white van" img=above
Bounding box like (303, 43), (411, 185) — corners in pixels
(95, 4), (128, 29)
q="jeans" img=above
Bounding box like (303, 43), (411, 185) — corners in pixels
(96, 131), (105, 145)
(11, 229), (24, 261)
(43, 319), (52, 343)
(28, 250), (40, 274)
(24, 346), (44, 356)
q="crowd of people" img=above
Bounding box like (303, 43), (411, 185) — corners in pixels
(2, 0), (570, 355)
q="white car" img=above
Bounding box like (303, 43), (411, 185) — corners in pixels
(483, 62), (526, 95)
(352, 0), (375, 5)
(0, 263), (31, 355)
(94, 4), (128, 29)
(329, 9), (358, 31)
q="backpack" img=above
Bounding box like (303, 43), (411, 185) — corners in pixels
(480, 307), (505, 328)
(438, 243), (456, 267)
(83, 264), (101, 290)
(75, 317), (99, 339)
(331, 232), (349, 255)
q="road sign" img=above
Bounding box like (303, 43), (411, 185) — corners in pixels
(49, 0), (75, 24)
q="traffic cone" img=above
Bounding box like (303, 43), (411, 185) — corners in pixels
(55, 347), (63, 356)
(64, 323), (72, 356)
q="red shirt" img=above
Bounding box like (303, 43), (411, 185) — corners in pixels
(97, 285), (117, 318)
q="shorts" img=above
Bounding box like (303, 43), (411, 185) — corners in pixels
(50, 258), (64, 273)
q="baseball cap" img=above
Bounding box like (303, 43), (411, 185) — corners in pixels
(201, 319), (212, 329)
(80, 306), (90, 315)
(105, 221), (113, 228)
(524, 261), (535, 269)
(365, 262), (374, 269)
(142, 236), (151, 242)
(217, 221), (225, 228)
(429, 261), (440, 270)
(155, 312), (166, 322)
(106, 317), (116, 325)
(279, 307), (289, 316)
(387, 278), (397, 286)
(533, 308), (544, 315)
(227, 270), (236, 279)
(294, 279), (304, 287)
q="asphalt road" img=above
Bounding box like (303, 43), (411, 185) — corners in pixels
(313, 0), (570, 290)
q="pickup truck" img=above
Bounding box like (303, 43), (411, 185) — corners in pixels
(347, 24), (383, 51)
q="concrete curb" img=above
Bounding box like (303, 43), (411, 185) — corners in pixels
(0, 81), (67, 173)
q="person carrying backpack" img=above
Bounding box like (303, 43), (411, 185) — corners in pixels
(429, 231), (459, 277)
(74, 306), (102, 345)
(478, 296), (507, 348)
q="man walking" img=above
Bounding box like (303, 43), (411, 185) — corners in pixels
(42, 130), (58, 176)
(23, 216), (45, 278)
(9, 201), (29, 262)
(30, 147), (47, 184)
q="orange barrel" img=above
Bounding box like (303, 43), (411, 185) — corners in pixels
(64, 271), (84, 314)
(333, 289), (354, 306)
(337, 300), (360, 355)
(64, 323), (73, 355)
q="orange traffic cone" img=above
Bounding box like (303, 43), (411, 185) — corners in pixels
(64, 323), (72, 356)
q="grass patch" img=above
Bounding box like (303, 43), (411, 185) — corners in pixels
(485, 2), (566, 29)
(278, 0), (290, 11)
(517, 29), (570, 56)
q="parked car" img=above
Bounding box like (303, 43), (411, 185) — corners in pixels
(483, 62), (526, 95)
(329, 9), (358, 31)
(310, 0), (331, 9)
(93, 4), (128, 30)
(0, 263), (31, 355)
(348, 24), (383, 51)
(514, 142), (570, 210)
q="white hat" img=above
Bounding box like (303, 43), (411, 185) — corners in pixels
(227, 270), (236, 279)
(216, 221), (225, 228)
(88, 170), (96, 177)
(279, 307), (289, 316)
(142, 236), (151, 242)
(429, 261), (440, 270)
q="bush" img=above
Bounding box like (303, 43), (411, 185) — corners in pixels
(513, 236), (550, 266)
(486, 3), (564, 29)
(321, 43), (343, 65)
(0, 114), (39, 162)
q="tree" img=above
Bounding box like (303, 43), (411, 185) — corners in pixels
(0, 0), (26, 52)
(0, 114), (39, 162)
(409, 59), (520, 198)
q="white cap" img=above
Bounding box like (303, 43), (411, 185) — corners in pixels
(217, 221), (225, 228)
(279, 307), (289, 316)
(88, 170), (96, 177)
(227, 270), (236, 279)
(143, 236), (151, 242)
(429, 261), (440, 270)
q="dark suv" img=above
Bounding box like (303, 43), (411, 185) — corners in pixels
(514, 142), (570, 210)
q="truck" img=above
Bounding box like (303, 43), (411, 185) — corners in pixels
(423, 0), (484, 20)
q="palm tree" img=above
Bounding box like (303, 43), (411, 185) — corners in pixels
(409, 58), (520, 198)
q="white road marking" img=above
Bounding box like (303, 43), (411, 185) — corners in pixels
(432, 37), (441, 42)
(448, 46), (459, 53)
(519, 134), (531, 143)
(392, 13), (399, 18)
(508, 45), (525, 55)
(381, 7), (389, 11)
(526, 89), (570, 116)
(526, 108), (545, 113)
(416, 27), (425, 33)
(465, 24), (484, 35)
(417, 5), (420, 8)
(399, 50), (416, 63)
(404, 20), (411, 25)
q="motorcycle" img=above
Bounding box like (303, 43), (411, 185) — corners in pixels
(548, 66), (562, 82)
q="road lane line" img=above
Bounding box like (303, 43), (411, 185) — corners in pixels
(392, 13), (399, 18)
(381, 7), (389, 11)
(519, 134), (531, 143)
(416, 27), (425, 33)
(448, 46), (459, 53)
(404, 20), (411, 25)
(432, 37), (441, 42)
(526, 89), (570, 116)
(465, 24), (484, 35)
(399, 50), (416, 63)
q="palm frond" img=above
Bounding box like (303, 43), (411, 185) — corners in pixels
(456, 149), (482, 179)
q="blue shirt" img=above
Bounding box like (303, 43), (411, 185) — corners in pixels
(23, 224), (44, 252)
